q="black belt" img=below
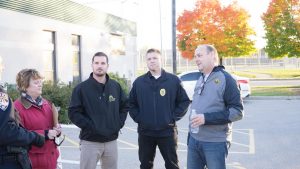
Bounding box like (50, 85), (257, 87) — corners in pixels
(0, 154), (18, 164)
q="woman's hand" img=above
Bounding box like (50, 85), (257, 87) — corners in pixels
(47, 130), (59, 140)
(53, 124), (62, 136)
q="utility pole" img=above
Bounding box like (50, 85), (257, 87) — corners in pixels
(172, 0), (177, 74)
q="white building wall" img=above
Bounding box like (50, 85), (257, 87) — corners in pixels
(0, 8), (137, 84)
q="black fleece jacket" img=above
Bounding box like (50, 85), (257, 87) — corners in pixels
(68, 73), (129, 142)
(129, 69), (190, 137)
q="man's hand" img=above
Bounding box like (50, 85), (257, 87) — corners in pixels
(191, 114), (205, 128)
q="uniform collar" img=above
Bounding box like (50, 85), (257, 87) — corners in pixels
(146, 69), (168, 80)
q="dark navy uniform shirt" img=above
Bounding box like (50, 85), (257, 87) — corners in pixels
(0, 91), (38, 152)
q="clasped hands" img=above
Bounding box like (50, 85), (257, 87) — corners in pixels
(47, 125), (62, 140)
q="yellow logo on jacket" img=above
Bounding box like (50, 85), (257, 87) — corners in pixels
(214, 78), (220, 84)
(109, 95), (116, 102)
(160, 88), (166, 96)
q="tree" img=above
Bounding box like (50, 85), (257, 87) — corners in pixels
(177, 0), (256, 61)
(262, 0), (300, 58)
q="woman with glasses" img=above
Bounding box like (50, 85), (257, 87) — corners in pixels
(14, 69), (61, 169)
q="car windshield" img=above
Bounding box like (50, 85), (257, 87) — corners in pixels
(180, 72), (201, 81)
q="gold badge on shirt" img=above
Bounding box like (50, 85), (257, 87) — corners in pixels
(214, 78), (220, 84)
(160, 88), (166, 96)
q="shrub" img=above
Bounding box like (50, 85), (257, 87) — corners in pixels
(7, 84), (19, 101)
(7, 82), (73, 124)
(42, 81), (73, 124)
(6, 73), (129, 124)
(108, 72), (131, 95)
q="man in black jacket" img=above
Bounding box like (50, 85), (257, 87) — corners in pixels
(68, 52), (129, 169)
(0, 85), (45, 169)
(129, 48), (190, 169)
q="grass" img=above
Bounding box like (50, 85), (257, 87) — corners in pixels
(229, 71), (256, 78)
(252, 69), (300, 78)
(233, 69), (300, 78)
(252, 86), (300, 96)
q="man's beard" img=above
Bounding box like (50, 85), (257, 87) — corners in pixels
(94, 69), (105, 77)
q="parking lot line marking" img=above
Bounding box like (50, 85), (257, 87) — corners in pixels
(178, 142), (187, 147)
(60, 146), (78, 148)
(233, 130), (249, 135)
(226, 162), (246, 169)
(231, 141), (249, 148)
(61, 124), (78, 129)
(64, 136), (79, 147)
(59, 159), (101, 166)
(124, 126), (137, 132)
(119, 147), (138, 150)
(59, 159), (79, 165)
(249, 129), (255, 154)
(229, 152), (251, 154)
(177, 128), (188, 133)
(117, 139), (139, 148)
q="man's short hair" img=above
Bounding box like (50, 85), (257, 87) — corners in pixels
(146, 48), (161, 55)
(195, 44), (219, 65)
(92, 52), (109, 63)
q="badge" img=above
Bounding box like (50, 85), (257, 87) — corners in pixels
(109, 95), (116, 102)
(160, 88), (166, 96)
(214, 78), (220, 84)
(0, 92), (9, 111)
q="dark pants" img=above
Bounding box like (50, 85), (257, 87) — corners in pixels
(138, 134), (179, 169)
(0, 162), (22, 169)
(0, 155), (22, 169)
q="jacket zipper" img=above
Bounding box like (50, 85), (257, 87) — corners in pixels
(153, 91), (157, 127)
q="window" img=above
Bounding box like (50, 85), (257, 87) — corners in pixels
(110, 33), (125, 55)
(42, 30), (56, 82)
(180, 72), (201, 81)
(71, 34), (81, 84)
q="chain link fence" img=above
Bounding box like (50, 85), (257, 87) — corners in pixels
(137, 50), (300, 74)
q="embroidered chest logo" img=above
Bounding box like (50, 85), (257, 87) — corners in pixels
(160, 88), (166, 96)
(0, 92), (9, 111)
(109, 95), (116, 102)
(214, 78), (220, 84)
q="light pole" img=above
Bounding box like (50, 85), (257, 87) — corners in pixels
(172, 0), (176, 74)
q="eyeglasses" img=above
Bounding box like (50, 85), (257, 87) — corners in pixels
(54, 135), (65, 146)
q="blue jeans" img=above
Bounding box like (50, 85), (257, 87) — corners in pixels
(187, 135), (228, 169)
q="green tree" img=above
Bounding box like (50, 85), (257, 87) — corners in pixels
(262, 0), (300, 58)
(177, 0), (255, 61)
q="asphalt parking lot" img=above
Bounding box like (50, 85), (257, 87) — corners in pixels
(58, 98), (300, 169)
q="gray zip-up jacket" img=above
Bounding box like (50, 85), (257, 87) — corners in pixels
(190, 66), (244, 142)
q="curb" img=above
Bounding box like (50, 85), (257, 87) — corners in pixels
(250, 78), (300, 81)
(245, 96), (300, 100)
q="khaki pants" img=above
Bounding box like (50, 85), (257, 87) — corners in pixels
(80, 140), (118, 169)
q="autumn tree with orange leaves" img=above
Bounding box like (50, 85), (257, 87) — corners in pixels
(177, 0), (255, 61)
(262, 0), (300, 58)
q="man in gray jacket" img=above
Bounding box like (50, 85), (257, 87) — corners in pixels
(187, 44), (244, 169)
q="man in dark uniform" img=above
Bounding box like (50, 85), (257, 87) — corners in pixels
(0, 85), (45, 169)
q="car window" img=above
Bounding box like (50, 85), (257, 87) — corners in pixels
(180, 72), (201, 81)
